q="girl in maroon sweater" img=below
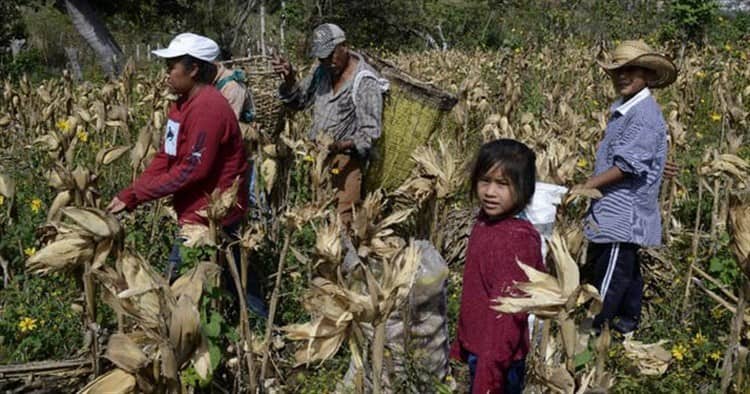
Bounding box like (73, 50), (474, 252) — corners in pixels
(450, 139), (544, 394)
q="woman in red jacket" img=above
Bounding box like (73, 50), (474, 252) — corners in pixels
(107, 33), (267, 317)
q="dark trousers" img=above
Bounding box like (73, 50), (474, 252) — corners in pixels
(467, 353), (525, 394)
(583, 242), (642, 330)
(167, 222), (268, 318)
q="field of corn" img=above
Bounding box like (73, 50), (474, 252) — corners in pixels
(0, 40), (749, 393)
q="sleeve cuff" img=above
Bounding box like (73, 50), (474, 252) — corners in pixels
(613, 154), (647, 177)
(278, 84), (299, 103)
(117, 187), (139, 210)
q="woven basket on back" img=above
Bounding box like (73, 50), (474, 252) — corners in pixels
(361, 52), (458, 192)
(223, 56), (284, 133)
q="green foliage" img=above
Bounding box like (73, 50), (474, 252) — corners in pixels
(661, 0), (719, 43)
(0, 274), (83, 362)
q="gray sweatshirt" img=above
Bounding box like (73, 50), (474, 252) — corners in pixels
(279, 51), (385, 158)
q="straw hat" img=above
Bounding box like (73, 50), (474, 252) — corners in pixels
(597, 40), (677, 88)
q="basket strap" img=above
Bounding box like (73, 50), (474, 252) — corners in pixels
(352, 70), (389, 108)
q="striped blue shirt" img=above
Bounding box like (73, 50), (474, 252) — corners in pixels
(584, 88), (667, 247)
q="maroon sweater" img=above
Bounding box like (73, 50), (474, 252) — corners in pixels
(450, 215), (544, 394)
(118, 86), (248, 226)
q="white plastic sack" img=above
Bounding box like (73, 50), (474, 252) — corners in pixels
(339, 240), (449, 393)
(523, 182), (568, 258)
(523, 182), (567, 341)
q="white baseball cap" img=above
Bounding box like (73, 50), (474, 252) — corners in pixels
(152, 33), (220, 62)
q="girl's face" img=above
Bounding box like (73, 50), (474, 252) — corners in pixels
(165, 58), (197, 95)
(476, 163), (516, 219)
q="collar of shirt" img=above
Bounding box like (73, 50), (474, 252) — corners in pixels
(213, 63), (229, 85)
(610, 87), (651, 116)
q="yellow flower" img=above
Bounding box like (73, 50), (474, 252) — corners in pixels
(303, 155), (314, 163)
(30, 198), (42, 214)
(76, 130), (89, 143)
(18, 317), (37, 333)
(577, 158), (589, 168)
(56, 119), (70, 132)
(592, 100), (599, 106)
(0, 195), (4, 206)
(710, 351), (722, 361)
(696, 71), (705, 79)
(700, 98), (705, 104)
(711, 307), (725, 319)
(24, 247), (36, 257)
(710, 113), (722, 122)
(514, 47), (522, 54)
(696, 132), (703, 139)
(671, 344), (688, 361)
(331, 168), (341, 175)
(692, 332), (706, 346)
(724, 44), (732, 52)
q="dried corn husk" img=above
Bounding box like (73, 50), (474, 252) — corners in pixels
(61, 207), (113, 239)
(26, 235), (94, 274)
(170, 262), (221, 304)
(77, 368), (136, 394)
(96, 145), (131, 166)
(728, 192), (750, 277)
(493, 232), (600, 318)
(622, 337), (672, 376)
(315, 219), (343, 264)
(0, 173), (15, 198)
(169, 295), (202, 365)
(180, 224), (214, 248)
(104, 333), (149, 373)
(197, 177), (240, 222)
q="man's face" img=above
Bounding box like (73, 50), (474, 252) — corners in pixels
(319, 44), (348, 77)
(611, 65), (652, 98)
(165, 57), (197, 95)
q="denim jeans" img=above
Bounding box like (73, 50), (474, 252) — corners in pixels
(468, 353), (525, 394)
(166, 222), (268, 318)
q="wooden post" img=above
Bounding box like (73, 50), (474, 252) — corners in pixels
(260, 0), (266, 56)
(280, 0), (286, 51)
(64, 47), (83, 82)
(682, 180), (704, 316)
(147, 44), (151, 60)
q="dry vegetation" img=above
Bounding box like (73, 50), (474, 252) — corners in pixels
(0, 41), (749, 393)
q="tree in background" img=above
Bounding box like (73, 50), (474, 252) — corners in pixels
(661, 0), (719, 43)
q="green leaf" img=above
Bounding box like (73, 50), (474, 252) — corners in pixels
(204, 312), (224, 338)
(709, 257), (724, 273)
(226, 327), (240, 343)
(209, 342), (222, 371)
(575, 349), (593, 369)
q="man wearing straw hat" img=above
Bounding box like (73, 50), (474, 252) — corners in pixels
(579, 40), (677, 335)
(272, 23), (388, 225)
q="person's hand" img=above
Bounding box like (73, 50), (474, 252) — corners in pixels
(328, 140), (354, 153)
(271, 55), (296, 86)
(664, 160), (679, 179)
(106, 197), (127, 214)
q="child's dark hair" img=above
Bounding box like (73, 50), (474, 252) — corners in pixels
(470, 138), (536, 216)
(168, 55), (217, 84)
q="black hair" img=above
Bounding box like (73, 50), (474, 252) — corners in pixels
(167, 55), (217, 84)
(470, 138), (536, 216)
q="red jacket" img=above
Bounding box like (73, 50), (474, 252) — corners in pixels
(450, 215), (544, 394)
(118, 85), (248, 226)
